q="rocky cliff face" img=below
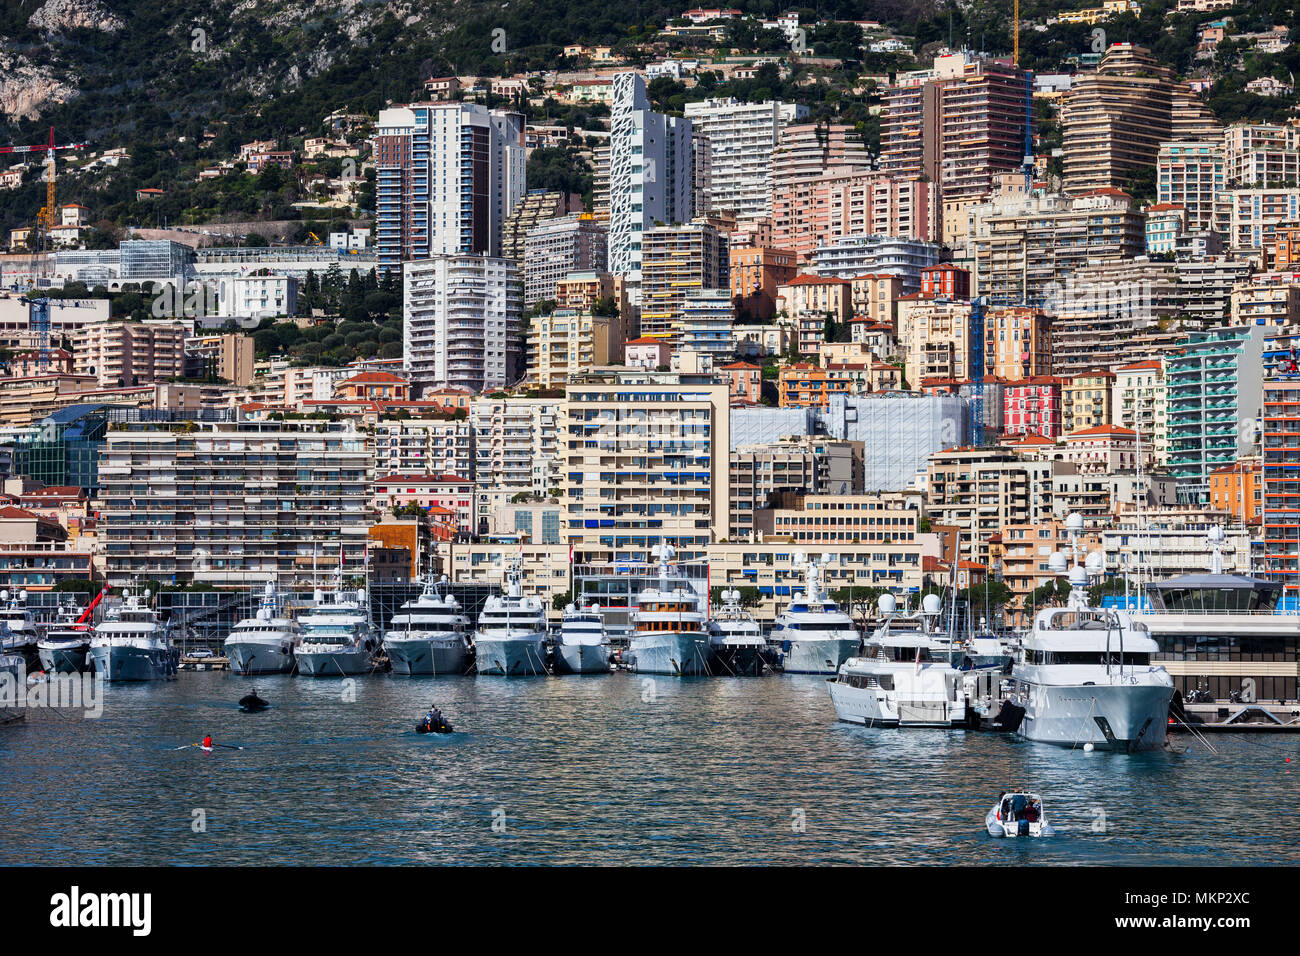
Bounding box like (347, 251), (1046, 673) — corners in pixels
(0, 52), (77, 120)
(27, 0), (125, 34)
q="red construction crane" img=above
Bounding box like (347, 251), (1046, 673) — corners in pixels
(0, 127), (89, 248)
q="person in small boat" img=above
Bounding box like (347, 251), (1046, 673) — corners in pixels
(202, 735), (213, 750)
(423, 706), (443, 731)
(1024, 800), (1040, 824)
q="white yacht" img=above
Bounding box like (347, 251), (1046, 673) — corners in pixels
(88, 588), (179, 681)
(295, 585), (381, 677)
(0, 589), (40, 669)
(707, 590), (767, 676)
(829, 593), (999, 727)
(769, 554), (860, 674)
(629, 544), (710, 676)
(37, 596), (93, 673)
(475, 556), (549, 676)
(1011, 515), (1174, 752)
(553, 602), (612, 674)
(384, 574), (473, 675)
(224, 582), (302, 675)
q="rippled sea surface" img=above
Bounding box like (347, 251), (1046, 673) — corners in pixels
(1, 672), (1298, 865)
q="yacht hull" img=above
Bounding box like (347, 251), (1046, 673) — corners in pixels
(90, 644), (178, 682)
(553, 642), (611, 674)
(629, 633), (710, 676)
(225, 639), (296, 675)
(296, 647), (375, 676)
(775, 637), (860, 675)
(708, 644), (767, 676)
(828, 679), (966, 727)
(1018, 682), (1173, 751)
(475, 637), (548, 676)
(385, 639), (471, 676)
(37, 641), (90, 674)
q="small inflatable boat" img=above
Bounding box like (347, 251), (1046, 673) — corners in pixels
(415, 711), (454, 734)
(986, 790), (1055, 838)
(239, 690), (269, 712)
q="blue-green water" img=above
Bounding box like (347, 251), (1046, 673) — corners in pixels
(1, 672), (1297, 865)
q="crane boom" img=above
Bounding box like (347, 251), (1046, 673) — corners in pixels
(1, 128), (89, 249)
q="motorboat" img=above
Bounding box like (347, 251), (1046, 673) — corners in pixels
(474, 556), (549, 676)
(986, 790), (1055, 838)
(768, 553), (860, 674)
(384, 574), (473, 675)
(628, 544), (710, 677)
(707, 590), (767, 676)
(553, 601), (612, 674)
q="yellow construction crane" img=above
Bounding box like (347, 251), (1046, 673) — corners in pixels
(0, 127), (88, 249)
(1013, 0), (1020, 67)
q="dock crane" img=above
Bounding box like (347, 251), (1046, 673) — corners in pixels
(0, 127), (89, 249)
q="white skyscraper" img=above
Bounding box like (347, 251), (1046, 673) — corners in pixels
(376, 103), (527, 274)
(403, 255), (523, 394)
(607, 72), (695, 283)
(684, 97), (808, 219)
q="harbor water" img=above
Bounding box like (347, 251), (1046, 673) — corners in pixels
(1, 672), (1297, 866)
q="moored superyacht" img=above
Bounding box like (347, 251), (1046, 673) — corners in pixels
(295, 585), (381, 677)
(707, 589), (767, 675)
(384, 574), (473, 675)
(769, 553), (860, 674)
(474, 556), (549, 676)
(829, 593), (1000, 727)
(0, 589), (41, 670)
(37, 594), (97, 674)
(628, 544), (710, 676)
(224, 582), (302, 675)
(553, 601), (612, 674)
(88, 588), (179, 682)
(1011, 513), (1174, 752)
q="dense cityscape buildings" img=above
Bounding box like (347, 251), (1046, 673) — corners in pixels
(4, 11), (1300, 648)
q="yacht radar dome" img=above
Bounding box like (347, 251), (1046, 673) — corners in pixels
(878, 593), (897, 615)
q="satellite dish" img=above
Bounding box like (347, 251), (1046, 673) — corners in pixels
(1047, 552), (1068, 574)
(921, 593), (942, 615)
(1085, 551), (1104, 575)
(878, 593), (897, 615)
(1065, 512), (1084, 534)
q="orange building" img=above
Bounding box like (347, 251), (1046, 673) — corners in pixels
(334, 370), (411, 402)
(730, 244), (798, 321)
(1208, 457), (1262, 524)
(778, 363), (853, 408)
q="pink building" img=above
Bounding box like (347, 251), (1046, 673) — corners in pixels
(624, 336), (672, 370)
(1003, 376), (1064, 439)
(771, 168), (936, 262)
(719, 361), (762, 403)
(373, 474), (473, 533)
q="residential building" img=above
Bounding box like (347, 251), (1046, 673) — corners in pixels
(1062, 370), (1116, 433)
(1060, 44), (1221, 193)
(682, 97), (807, 219)
(98, 421), (373, 586)
(375, 102), (527, 274)
(402, 255), (524, 394)
(639, 219), (729, 340)
(1166, 325), (1265, 502)
(562, 369), (729, 562)
(527, 308), (625, 387)
(728, 439), (864, 538)
(1113, 359), (1170, 464)
(523, 212), (608, 306)
(74, 322), (187, 387)
(607, 72), (695, 283)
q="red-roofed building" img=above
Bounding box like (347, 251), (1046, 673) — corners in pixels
(625, 337), (672, 370)
(1062, 423), (1145, 474)
(373, 475), (473, 533)
(334, 370), (411, 402)
(719, 361), (762, 403)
